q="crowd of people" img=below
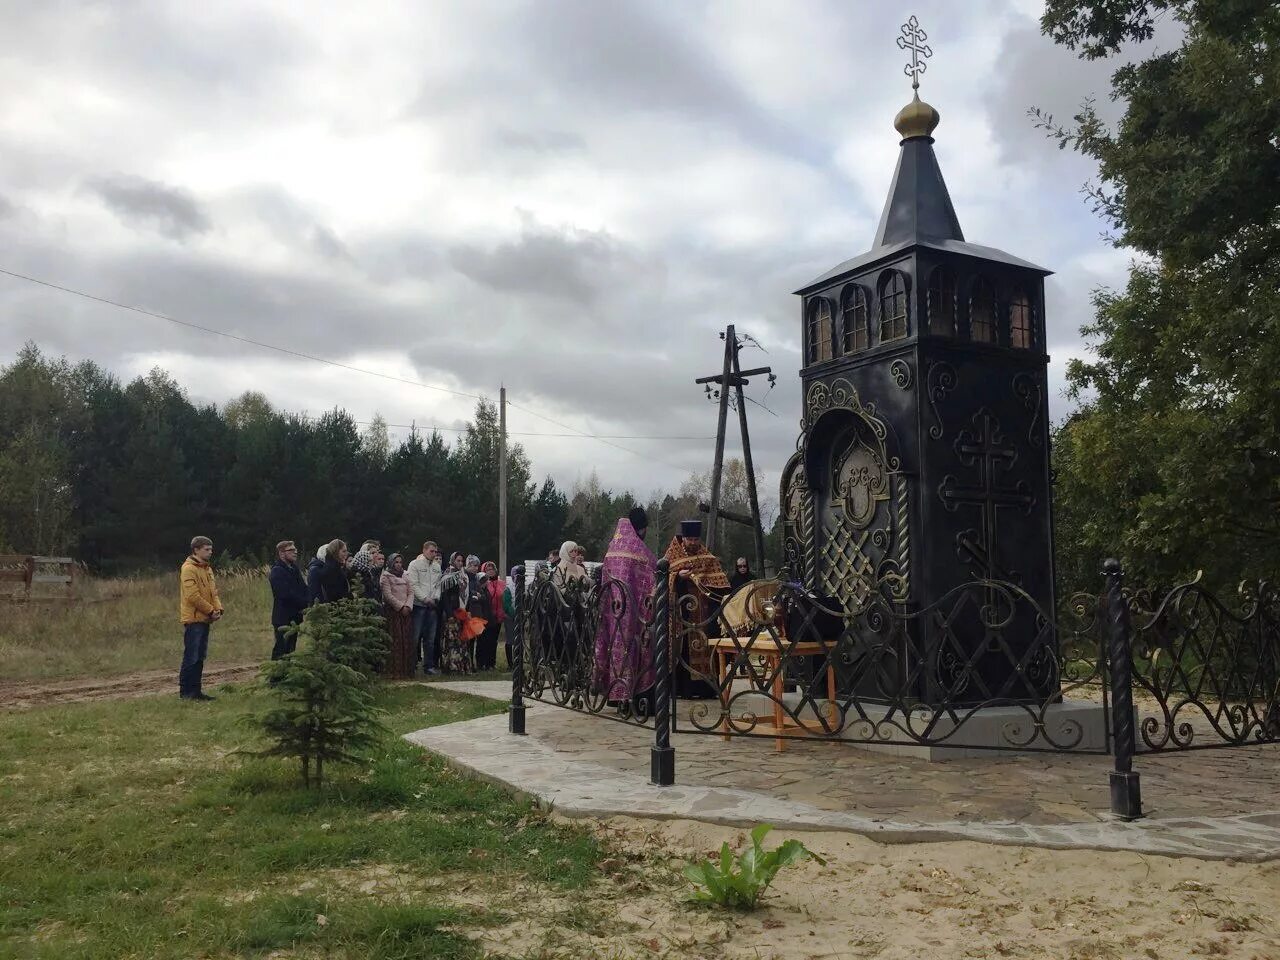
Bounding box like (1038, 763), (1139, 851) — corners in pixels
(175, 518), (755, 702)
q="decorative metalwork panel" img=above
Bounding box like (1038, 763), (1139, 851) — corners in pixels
(519, 565), (657, 726)
(938, 407), (1034, 583)
(926, 360), (956, 440)
(1127, 577), (1280, 751)
(801, 376), (909, 615)
(780, 451), (812, 584)
(668, 573), (1108, 753)
(818, 517), (876, 615)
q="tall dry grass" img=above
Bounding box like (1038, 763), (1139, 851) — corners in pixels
(0, 568), (274, 682)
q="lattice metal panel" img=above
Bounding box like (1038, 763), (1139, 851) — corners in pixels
(818, 517), (875, 613)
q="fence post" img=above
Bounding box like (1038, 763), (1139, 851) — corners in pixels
(509, 565), (526, 735)
(651, 558), (675, 786)
(1104, 558), (1142, 820)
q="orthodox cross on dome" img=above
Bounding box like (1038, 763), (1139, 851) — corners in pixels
(896, 15), (933, 92)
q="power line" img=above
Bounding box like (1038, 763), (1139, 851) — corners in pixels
(507, 399), (649, 459)
(0, 266), (484, 401)
(305, 412), (711, 441)
(507, 400), (701, 473)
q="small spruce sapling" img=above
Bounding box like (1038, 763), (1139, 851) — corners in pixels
(243, 597), (392, 787)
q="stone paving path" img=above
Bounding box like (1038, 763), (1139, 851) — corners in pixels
(405, 681), (1280, 861)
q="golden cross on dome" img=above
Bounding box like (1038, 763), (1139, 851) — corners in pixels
(897, 15), (932, 92)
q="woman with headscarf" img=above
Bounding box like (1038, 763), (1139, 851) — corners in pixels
(729, 557), (754, 590)
(477, 560), (507, 671)
(438, 553), (481, 674)
(316, 539), (351, 604)
(348, 541), (382, 602)
(379, 553), (415, 678)
(307, 544), (327, 604)
(547, 541), (590, 683)
(552, 540), (588, 589)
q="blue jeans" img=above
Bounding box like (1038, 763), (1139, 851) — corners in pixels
(180, 621), (211, 696)
(413, 604), (440, 671)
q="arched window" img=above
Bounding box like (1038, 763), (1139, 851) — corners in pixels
(840, 284), (869, 354)
(927, 266), (956, 336)
(1010, 291), (1033, 349)
(878, 270), (908, 342)
(806, 297), (833, 364)
(968, 276), (997, 344)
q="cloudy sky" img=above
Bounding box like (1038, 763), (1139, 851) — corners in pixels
(0, 0), (1167, 502)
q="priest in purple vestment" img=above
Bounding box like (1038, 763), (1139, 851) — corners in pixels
(592, 506), (656, 704)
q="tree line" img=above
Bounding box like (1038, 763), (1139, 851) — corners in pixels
(0, 343), (777, 573)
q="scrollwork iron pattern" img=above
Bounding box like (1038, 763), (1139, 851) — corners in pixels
(518, 564), (658, 727)
(1124, 576), (1280, 751)
(669, 573), (1109, 753)
(926, 361), (957, 440)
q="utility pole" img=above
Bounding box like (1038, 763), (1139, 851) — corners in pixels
(694, 324), (772, 570)
(499, 386), (508, 579)
(704, 332), (732, 554)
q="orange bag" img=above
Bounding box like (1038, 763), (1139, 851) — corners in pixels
(453, 608), (488, 643)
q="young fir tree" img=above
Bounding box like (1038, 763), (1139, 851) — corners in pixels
(248, 597), (391, 787)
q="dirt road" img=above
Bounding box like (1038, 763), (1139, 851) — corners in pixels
(0, 661), (261, 709)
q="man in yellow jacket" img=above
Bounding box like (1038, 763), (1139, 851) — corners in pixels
(179, 535), (223, 701)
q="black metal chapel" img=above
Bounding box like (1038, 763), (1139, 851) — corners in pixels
(779, 58), (1056, 705)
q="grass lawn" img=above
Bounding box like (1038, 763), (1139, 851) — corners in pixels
(0, 572), (276, 682)
(0, 682), (607, 959)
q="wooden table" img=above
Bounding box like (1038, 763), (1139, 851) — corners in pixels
(708, 635), (838, 752)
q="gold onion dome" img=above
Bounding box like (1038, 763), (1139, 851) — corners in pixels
(894, 92), (940, 140)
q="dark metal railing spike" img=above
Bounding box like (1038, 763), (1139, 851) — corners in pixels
(650, 557), (675, 785)
(508, 564), (526, 735)
(1104, 558), (1141, 819)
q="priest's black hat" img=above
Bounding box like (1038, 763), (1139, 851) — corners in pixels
(679, 519), (703, 539)
(628, 506), (648, 532)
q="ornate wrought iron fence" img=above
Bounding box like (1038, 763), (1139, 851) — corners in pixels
(508, 558), (1280, 818)
(511, 563), (659, 728)
(668, 571), (1110, 754)
(1126, 576), (1280, 752)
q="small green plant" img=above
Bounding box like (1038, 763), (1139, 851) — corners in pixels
(682, 824), (826, 910)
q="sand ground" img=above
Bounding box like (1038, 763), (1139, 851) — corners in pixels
(440, 816), (1280, 960)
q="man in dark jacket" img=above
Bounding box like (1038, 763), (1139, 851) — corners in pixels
(268, 540), (310, 660)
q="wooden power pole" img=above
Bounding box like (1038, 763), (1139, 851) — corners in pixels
(694, 324), (770, 571)
(499, 386), (508, 578)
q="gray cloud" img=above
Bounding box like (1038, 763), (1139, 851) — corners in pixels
(448, 219), (652, 307)
(985, 14), (1187, 165)
(86, 174), (211, 241)
(310, 224), (353, 263)
(0, 195), (13, 220)
(493, 128), (586, 154)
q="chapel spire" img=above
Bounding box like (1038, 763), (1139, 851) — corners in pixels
(872, 16), (964, 249)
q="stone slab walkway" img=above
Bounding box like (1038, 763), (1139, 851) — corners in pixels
(405, 681), (1280, 861)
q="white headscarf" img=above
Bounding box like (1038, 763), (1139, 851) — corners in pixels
(556, 540), (587, 582)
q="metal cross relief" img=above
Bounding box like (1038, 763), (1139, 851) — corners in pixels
(897, 15), (932, 91)
(939, 409), (1033, 581)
